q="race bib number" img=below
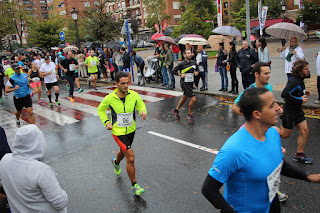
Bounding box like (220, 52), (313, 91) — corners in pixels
(32, 77), (40, 82)
(91, 60), (97, 66)
(117, 113), (133, 127)
(199, 66), (204, 72)
(185, 73), (194, 83)
(69, 64), (75, 71)
(267, 161), (283, 202)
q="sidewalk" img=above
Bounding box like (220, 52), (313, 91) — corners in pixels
(88, 40), (320, 109)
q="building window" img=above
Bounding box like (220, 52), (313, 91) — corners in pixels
(173, 1), (180, 10)
(294, 0), (299, 5)
(224, 2), (228, 8)
(23, 0), (30, 4)
(84, 2), (90, 7)
(230, 2), (232, 6)
(122, 2), (126, 9)
(59, 10), (66, 16)
(26, 7), (32, 11)
(42, 12), (49, 19)
(47, 0), (53, 3)
(94, 1), (100, 5)
(12, 35), (17, 40)
(41, 6), (47, 11)
(174, 15), (181, 23)
(40, 0), (46, 4)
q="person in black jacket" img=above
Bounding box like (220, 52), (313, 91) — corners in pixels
(235, 40), (258, 89)
(280, 59), (313, 164)
(228, 42), (238, 94)
(217, 42), (228, 91)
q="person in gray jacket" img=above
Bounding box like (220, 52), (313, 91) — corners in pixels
(235, 40), (258, 89)
(164, 43), (175, 89)
(0, 124), (68, 213)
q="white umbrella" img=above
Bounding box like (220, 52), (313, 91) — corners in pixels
(179, 34), (208, 45)
(265, 22), (307, 40)
(212, 26), (242, 37)
(63, 46), (79, 53)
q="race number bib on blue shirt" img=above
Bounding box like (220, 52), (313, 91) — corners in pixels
(267, 161), (283, 202)
(117, 113), (133, 127)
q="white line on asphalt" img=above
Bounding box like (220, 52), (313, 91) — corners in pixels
(100, 88), (164, 102)
(147, 131), (219, 154)
(126, 85), (184, 96)
(58, 99), (100, 116)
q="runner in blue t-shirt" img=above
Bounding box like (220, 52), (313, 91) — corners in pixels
(202, 88), (320, 213)
(5, 63), (35, 127)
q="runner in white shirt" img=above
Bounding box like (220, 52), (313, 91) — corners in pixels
(34, 54), (45, 69)
(39, 56), (60, 108)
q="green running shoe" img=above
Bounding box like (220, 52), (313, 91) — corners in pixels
(55, 100), (60, 106)
(111, 158), (121, 175)
(132, 183), (145, 196)
(49, 103), (53, 108)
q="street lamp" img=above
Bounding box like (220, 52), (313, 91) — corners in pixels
(282, 2), (286, 22)
(71, 8), (80, 48)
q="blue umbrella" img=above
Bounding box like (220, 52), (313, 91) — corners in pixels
(212, 26), (242, 37)
(97, 48), (107, 58)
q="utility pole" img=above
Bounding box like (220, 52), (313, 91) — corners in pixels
(245, 0), (251, 45)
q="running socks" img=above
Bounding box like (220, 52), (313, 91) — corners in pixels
(114, 160), (119, 165)
(48, 95), (52, 103)
(55, 93), (59, 100)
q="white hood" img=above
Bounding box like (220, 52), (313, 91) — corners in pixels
(12, 124), (47, 160)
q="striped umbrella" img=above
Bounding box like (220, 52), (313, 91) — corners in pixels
(212, 26), (242, 37)
(178, 34), (208, 45)
(265, 22), (307, 40)
(154, 36), (177, 46)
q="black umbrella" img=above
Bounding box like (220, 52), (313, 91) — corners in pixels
(178, 34), (187, 40)
(13, 48), (26, 54)
(58, 44), (67, 48)
(106, 42), (121, 49)
(111, 44), (122, 51)
(163, 28), (174, 36)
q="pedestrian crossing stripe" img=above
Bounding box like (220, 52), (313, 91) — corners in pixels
(0, 86), (183, 131)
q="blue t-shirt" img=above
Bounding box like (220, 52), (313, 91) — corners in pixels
(7, 73), (31, 98)
(208, 126), (283, 213)
(235, 83), (273, 106)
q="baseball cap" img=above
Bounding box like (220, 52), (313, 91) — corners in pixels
(12, 63), (20, 70)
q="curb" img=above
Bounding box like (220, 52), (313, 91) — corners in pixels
(80, 78), (320, 110)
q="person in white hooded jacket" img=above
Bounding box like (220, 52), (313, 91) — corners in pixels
(0, 124), (68, 213)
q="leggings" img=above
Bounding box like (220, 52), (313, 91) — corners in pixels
(65, 74), (75, 98)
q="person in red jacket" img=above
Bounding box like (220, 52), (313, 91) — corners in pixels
(172, 45), (180, 64)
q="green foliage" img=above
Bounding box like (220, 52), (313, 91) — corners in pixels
(298, 0), (320, 24)
(0, 1), (33, 46)
(27, 16), (63, 50)
(233, 0), (258, 18)
(171, 0), (216, 39)
(83, 2), (121, 42)
(64, 18), (86, 45)
(263, 0), (282, 18)
(144, 0), (170, 30)
(230, 4), (247, 30)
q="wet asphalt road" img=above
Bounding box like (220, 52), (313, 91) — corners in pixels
(2, 83), (320, 212)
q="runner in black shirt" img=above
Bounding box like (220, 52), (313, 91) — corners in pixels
(60, 51), (78, 102)
(172, 49), (199, 123)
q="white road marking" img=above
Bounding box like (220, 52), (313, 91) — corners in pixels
(147, 131), (219, 154)
(99, 88), (164, 102)
(32, 104), (79, 125)
(74, 93), (105, 102)
(58, 99), (100, 116)
(124, 85), (184, 96)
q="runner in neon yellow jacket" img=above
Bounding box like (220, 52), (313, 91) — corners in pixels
(97, 88), (147, 136)
(97, 72), (147, 196)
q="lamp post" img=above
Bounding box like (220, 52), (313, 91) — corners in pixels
(71, 8), (80, 48)
(281, 2), (286, 46)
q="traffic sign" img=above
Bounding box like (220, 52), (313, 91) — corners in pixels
(59, 31), (65, 41)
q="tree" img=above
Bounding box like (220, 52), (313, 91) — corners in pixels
(27, 16), (63, 50)
(299, 0), (320, 25)
(0, 1), (33, 46)
(143, 0), (171, 30)
(171, 0), (216, 39)
(64, 18), (86, 45)
(230, 4), (247, 31)
(83, 2), (121, 42)
(263, 0), (282, 19)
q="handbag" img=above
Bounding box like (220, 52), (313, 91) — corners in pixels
(215, 63), (218, 72)
(226, 64), (230, 72)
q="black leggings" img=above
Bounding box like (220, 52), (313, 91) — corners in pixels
(230, 64), (238, 92)
(0, 85), (4, 98)
(65, 74), (75, 98)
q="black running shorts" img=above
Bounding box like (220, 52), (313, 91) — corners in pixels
(13, 95), (32, 112)
(281, 109), (305, 129)
(45, 81), (58, 90)
(181, 83), (195, 98)
(113, 131), (135, 152)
